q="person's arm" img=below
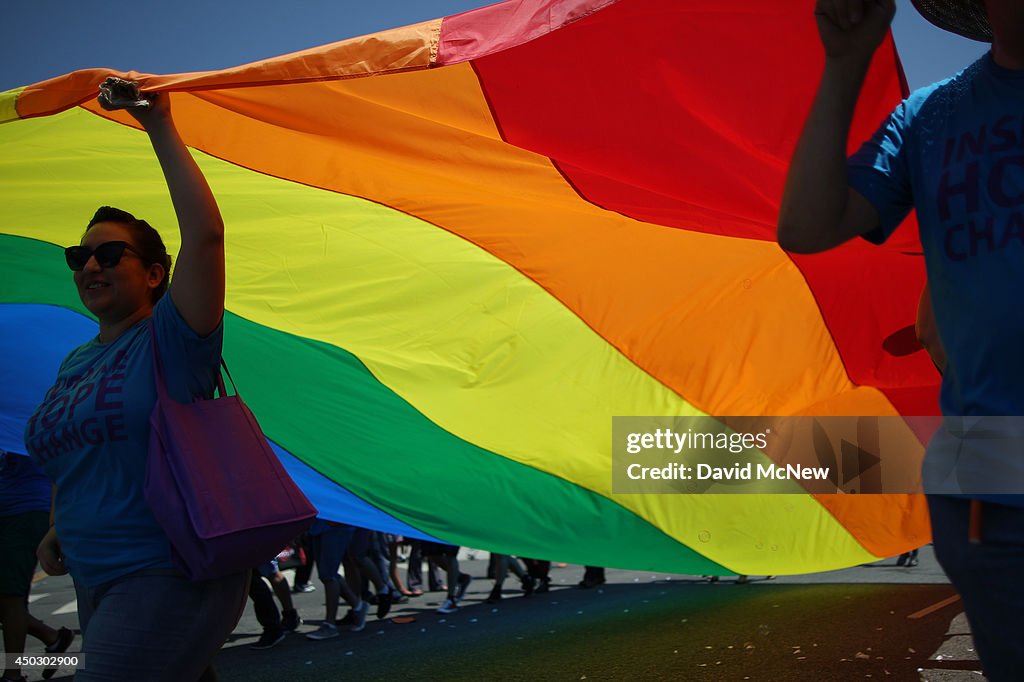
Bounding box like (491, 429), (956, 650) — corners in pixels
(777, 0), (896, 254)
(36, 527), (67, 575)
(100, 78), (225, 336)
(37, 485), (67, 575)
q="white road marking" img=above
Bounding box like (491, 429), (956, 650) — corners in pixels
(52, 599), (79, 615)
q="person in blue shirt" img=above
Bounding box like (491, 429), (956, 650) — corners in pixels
(778, 2), (1024, 679)
(0, 450), (74, 682)
(26, 78), (248, 681)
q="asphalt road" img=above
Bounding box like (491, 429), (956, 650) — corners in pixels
(20, 547), (983, 681)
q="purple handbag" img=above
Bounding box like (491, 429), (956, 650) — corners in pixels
(145, 321), (317, 581)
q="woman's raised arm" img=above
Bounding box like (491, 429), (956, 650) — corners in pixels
(100, 78), (225, 335)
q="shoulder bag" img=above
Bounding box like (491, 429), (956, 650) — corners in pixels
(145, 320), (317, 581)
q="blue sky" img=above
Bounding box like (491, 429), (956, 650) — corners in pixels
(0, 1), (987, 94)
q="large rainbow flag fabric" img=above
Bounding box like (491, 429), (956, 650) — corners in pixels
(0, 0), (939, 575)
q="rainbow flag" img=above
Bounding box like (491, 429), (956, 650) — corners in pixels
(0, 0), (937, 575)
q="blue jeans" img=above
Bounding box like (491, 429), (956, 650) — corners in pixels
(928, 495), (1024, 682)
(312, 524), (355, 583)
(74, 569), (249, 681)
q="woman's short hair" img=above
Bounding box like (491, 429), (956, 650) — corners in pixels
(86, 206), (172, 302)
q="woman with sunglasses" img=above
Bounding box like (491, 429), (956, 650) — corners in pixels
(25, 78), (248, 682)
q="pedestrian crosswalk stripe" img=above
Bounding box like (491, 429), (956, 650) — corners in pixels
(52, 600), (78, 615)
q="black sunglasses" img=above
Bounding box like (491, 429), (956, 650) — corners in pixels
(65, 241), (144, 271)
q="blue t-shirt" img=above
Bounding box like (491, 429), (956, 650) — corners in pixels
(0, 450), (51, 516)
(24, 295), (222, 586)
(849, 52), (1024, 502)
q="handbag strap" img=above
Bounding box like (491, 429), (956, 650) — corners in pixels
(217, 359), (235, 398)
(148, 319), (171, 400)
(147, 319), (235, 401)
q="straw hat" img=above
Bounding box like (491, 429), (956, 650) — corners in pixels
(911, 0), (992, 42)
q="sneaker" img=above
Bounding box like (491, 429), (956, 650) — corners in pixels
(535, 577), (551, 594)
(437, 598), (459, 614)
(486, 585), (503, 603)
(250, 629), (286, 649)
(306, 622), (340, 641)
(336, 609), (355, 626)
(281, 609), (303, 631)
(736, 575), (749, 585)
(350, 600), (369, 632)
(292, 583), (316, 594)
(521, 576), (536, 597)
(376, 591), (393, 620)
(899, 549), (919, 567)
(455, 573), (473, 603)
